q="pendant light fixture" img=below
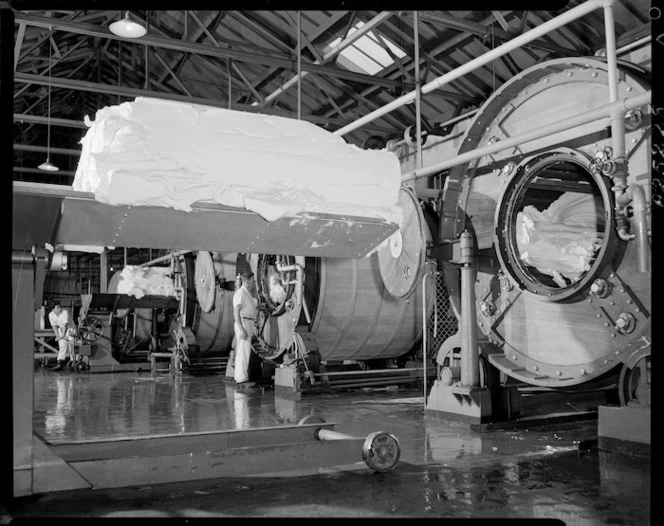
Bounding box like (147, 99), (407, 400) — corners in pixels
(38, 33), (59, 172)
(109, 11), (147, 39)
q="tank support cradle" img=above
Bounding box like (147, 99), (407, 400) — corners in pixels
(426, 231), (517, 424)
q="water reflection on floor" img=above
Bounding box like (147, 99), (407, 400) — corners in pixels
(24, 369), (650, 523)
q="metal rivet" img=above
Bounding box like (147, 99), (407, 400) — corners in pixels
(626, 86), (632, 92)
(604, 322), (609, 327)
(632, 138), (638, 144)
(567, 71), (573, 77)
(626, 300), (632, 304)
(512, 355), (517, 360)
(556, 371), (561, 376)
(587, 298), (593, 303)
(635, 308), (640, 313)
(596, 314), (601, 318)
(611, 334), (616, 338)
(580, 369), (586, 375)
(544, 78), (549, 83)
(604, 360), (609, 365)
(610, 301), (615, 306)
(615, 351), (620, 355)
(592, 72), (598, 77)
(533, 366), (538, 371)
(620, 289), (625, 293)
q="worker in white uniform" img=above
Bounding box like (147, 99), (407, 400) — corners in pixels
(232, 272), (258, 388)
(48, 302), (76, 371)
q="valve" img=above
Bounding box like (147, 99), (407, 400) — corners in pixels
(615, 312), (636, 334)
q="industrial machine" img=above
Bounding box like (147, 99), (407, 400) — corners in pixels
(422, 57), (650, 431)
(76, 291), (181, 373)
(227, 186), (441, 397)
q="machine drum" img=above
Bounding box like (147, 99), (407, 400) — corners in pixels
(441, 57), (651, 388)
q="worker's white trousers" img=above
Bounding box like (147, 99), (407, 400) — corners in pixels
(233, 321), (255, 384)
(57, 332), (74, 361)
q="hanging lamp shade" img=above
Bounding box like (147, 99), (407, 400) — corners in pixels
(38, 160), (59, 172)
(109, 12), (147, 38)
(38, 34), (59, 172)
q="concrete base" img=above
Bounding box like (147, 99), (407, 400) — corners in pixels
(425, 381), (493, 424)
(274, 365), (326, 399)
(598, 405), (650, 458)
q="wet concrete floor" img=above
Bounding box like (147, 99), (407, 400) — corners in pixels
(4, 369), (652, 522)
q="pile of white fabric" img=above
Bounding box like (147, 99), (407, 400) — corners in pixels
(115, 265), (177, 299)
(516, 192), (603, 287)
(73, 97), (403, 224)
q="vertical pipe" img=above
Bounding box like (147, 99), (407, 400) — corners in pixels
(100, 248), (108, 293)
(422, 270), (432, 408)
(297, 10), (302, 120)
(604, 3), (626, 161)
(413, 11), (423, 169)
(144, 12), (149, 90)
(459, 232), (479, 388)
(227, 58), (231, 109)
(117, 40), (122, 104)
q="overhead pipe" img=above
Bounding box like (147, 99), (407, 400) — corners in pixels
(400, 91), (650, 182)
(138, 250), (192, 267)
(263, 11), (394, 104)
(387, 109), (480, 152)
(14, 143), (81, 156)
(334, 0), (611, 137)
(14, 113), (89, 129)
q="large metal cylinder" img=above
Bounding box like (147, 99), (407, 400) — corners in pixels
(251, 187), (437, 362)
(179, 252), (236, 354)
(441, 57), (651, 388)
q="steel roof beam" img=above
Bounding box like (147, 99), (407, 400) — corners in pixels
(14, 73), (396, 134)
(15, 13), (404, 89)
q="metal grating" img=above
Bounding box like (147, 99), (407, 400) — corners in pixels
(424, 270), (459, 360)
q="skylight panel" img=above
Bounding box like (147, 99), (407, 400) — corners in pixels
(327, 21), (407, 76)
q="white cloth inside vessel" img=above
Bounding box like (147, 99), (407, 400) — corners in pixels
(516, 192), (603, 287)
(73, 97), (403, 224)
(116, 265), (177, 299)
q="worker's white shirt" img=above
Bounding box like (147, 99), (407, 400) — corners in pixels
(233, 286), (258, 322)
(48, 309), (74, 333)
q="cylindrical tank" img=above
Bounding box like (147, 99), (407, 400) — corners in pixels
(178, 252), (237, 355)
(251, 187), (437, 362)
(440, 57), (651, 388)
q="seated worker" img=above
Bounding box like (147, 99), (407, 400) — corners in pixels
(232, 272), (258, 388)
(48, 301), (76, 371)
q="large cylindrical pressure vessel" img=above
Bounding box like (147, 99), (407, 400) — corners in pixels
(251, 187), (437, 362)
(179, 252), (236, 354)
(440, 57), (651, 388)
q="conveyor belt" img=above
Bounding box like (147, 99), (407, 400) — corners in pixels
(13, 181), (399, 258)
